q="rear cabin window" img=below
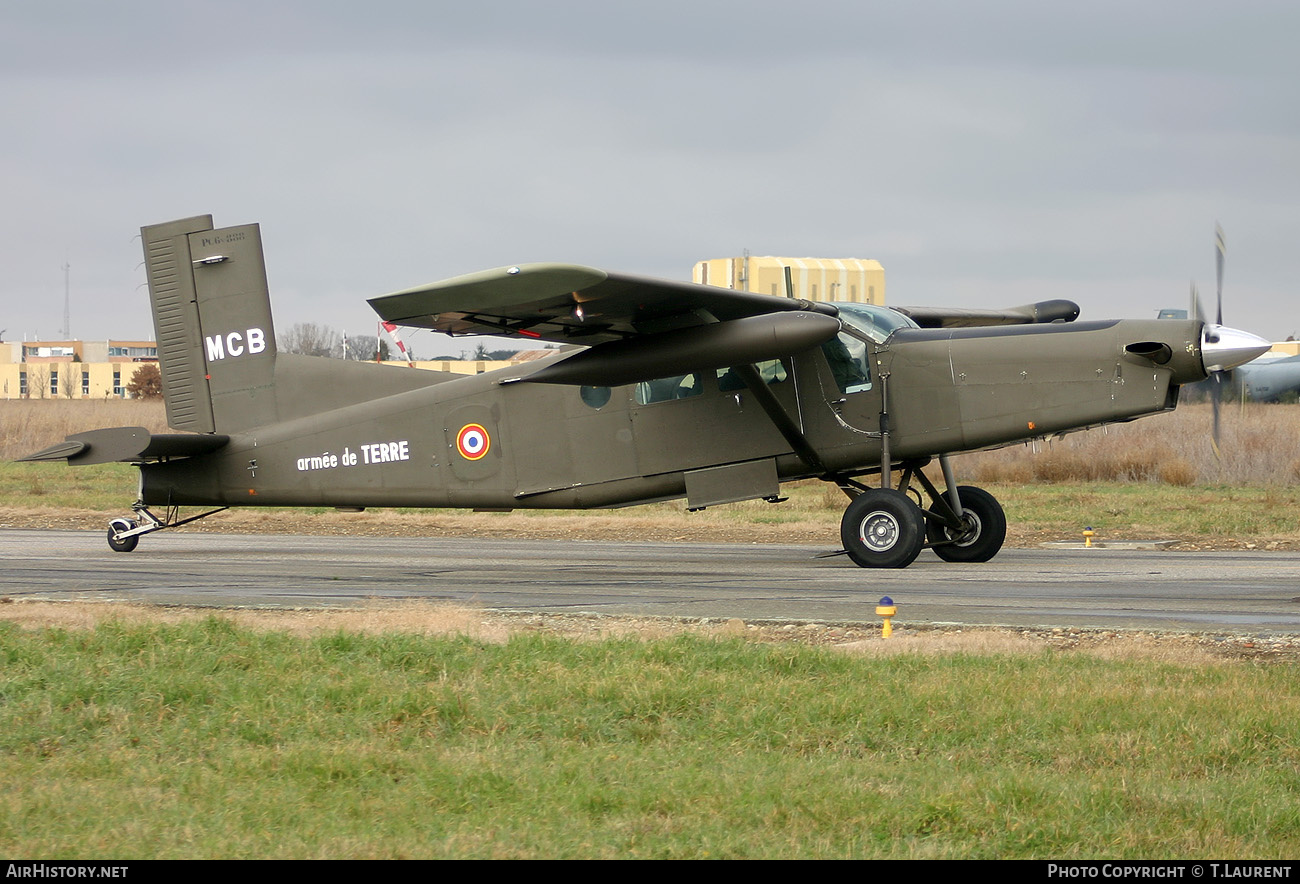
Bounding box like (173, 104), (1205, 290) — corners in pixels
(634, 373), (704, 405)
(716, 359), (788, 392)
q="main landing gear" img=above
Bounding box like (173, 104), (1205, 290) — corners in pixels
(105, 503), (229, 552)
(835, 458), (1006, 569)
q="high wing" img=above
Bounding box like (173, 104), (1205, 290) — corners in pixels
(369, 262), (1081, 338)
(368, 262), (836, 346)
(368, 263), (1081, 387)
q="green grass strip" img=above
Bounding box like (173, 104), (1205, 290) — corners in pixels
(2, 619), (1299, 858)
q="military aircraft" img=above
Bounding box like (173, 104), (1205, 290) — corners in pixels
(1236, 355), (1300, 402)
(21, 215), (1270, 568)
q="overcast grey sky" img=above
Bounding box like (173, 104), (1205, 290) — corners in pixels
(3, 0), (1297, 350)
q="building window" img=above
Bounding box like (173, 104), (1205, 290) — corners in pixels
(50, 369), (59, 397)
(19, 370), (27, 397)
(82, 371), (89, 396)
(113, 370), (122, 397)
(107, 345), (158, 359)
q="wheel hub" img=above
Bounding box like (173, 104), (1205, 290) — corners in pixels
(948, 511), (983, 547)
(859, 511), (900, 552)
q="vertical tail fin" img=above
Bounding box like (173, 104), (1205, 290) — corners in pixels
(141, 216), (278, 433)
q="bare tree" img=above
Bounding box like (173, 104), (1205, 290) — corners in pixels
(26, 364), (49, 400)
(279, 323), (340, 357)
(61, 363), (83, 399)
(343, 333), (378, 361)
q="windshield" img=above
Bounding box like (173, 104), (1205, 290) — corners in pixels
(826, 302), (918, 344)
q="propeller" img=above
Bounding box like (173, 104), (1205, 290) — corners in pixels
(1215, 223), (1225, 326)
(1192, 224), (1254, 457)
(1189, 280), (1222, 454)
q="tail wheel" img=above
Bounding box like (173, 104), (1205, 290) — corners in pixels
(927, 485), (1006, 563)
(107, 519), (139, 553)
(840, 489), (926, 569)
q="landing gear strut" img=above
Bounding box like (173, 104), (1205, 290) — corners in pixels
(832, 455), (1006, 568)
(105, 503), (229, 552)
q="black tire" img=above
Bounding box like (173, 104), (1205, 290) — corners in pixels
(926, 485), (1006, 563)
(840, 488), (927, 569)
(107, 519), (139, 553)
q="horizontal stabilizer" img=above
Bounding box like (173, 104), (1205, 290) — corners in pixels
(519, 312), (841, 387)
(17, 427), (229, 465)
(895, 299), (1080, 328)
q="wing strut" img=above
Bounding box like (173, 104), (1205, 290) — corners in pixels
(731, 363), (830, 476)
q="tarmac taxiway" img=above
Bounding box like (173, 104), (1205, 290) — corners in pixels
(3, 529), (1299, 633)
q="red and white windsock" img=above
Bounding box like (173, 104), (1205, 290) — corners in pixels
(379, 321), (416, 368)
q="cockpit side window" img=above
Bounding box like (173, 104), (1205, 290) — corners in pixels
(822, 332), (871, 394)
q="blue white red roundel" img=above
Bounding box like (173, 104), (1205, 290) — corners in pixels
(456, 423), (491, 460)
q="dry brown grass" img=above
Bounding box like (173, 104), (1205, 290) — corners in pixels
(960, 402), (1300, 485)
(0, 399), (171, 461)
(1, 599), (1276, 664)
(0, 599), (516, 642)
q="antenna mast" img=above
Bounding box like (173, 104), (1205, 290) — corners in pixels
(61, 260), (71, 339)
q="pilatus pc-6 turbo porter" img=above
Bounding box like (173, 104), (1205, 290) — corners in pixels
(23, 215), (1269, 568)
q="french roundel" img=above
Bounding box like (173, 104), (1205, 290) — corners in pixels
(455, 423), (491, 460)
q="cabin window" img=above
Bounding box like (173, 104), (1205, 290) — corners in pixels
(634, 373), (703, 405)
(580, 385), (612, 409)
(716, 359), (788, 392)
(822, 332), (872, 394)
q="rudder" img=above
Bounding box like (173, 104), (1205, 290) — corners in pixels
(141, 216), (278, 433)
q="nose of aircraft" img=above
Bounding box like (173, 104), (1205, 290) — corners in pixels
(1201, 325), (1271, 372)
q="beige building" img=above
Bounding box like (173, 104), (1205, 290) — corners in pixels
(0, 339), (528, 400)
(0, 340), (159, 400)
(692, 255), (885, 304)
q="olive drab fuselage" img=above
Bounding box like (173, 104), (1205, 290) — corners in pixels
(138, 314), (1202, 514)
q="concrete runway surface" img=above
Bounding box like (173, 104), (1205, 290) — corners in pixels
(5, 528), (1300, 633)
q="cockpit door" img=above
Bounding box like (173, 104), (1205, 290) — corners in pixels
(817, 327), (884, 434)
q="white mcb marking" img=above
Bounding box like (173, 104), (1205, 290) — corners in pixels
(205, 328), (267, 362)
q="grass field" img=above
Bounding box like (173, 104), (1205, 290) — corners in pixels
(3, 611), (1299, 859)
